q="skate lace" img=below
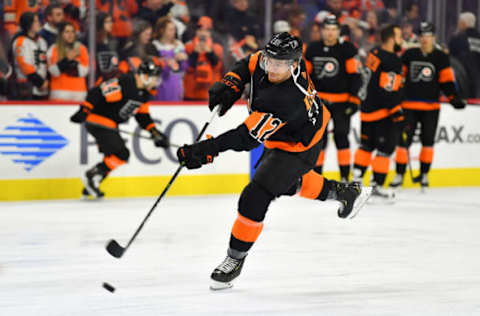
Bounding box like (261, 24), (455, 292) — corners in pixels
(216, 256), (240, 273)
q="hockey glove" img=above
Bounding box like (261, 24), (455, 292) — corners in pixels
(150, 127), (169, 148)
(177, 138), (219, 169)
(70, 107), (89, 123)
(57, 58), (72, 73)
(449, 95), (466, 109)
(344, 102), (359, 116)
(208, 74), (243, 116)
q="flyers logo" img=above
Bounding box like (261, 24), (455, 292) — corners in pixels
(100, 78), (122, 102)
(410, 61), (436, 82)
(245, 112), (285, 143)
(312, 57), (339, 79)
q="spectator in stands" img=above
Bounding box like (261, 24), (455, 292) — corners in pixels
(39, 4), (64, 48)
(184, 21), (223, 100)
(287, 5), (307, 38)
(404, 1), (421, 32)
(363, 9), (378, 45)
(225, 0), (261, 42)
(137, 0), (174, 27)
(11, 12), (48, 100)
(401, 20), (418, 50)
(62, 0), (86, 32)
(324, 0), (349, 24)
(308, 21), (322, 43)
(3, 0), (41, 36)
(0, 45), (12, 98)
(96, 0), (138, 49)
(378, 1), (401, 25)
(152, 16), (187, 101)
(273, 20), (291, 35)
(94, 12), (120, 84)
(47, 22), (89, 101)
(449, 12), (480, 98)
(119, 19), (158, 73)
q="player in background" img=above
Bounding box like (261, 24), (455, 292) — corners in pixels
(389, 22), (466, 189)
(176, 33), (372, 290)
(304, 15), (363, 182)
(70, 58), (169, 199)
(352, 24), (404, 202)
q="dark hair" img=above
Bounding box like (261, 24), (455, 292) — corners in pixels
(19, 12), (37, 32)
(45, 4), (62, 18)
(96, 12), (111, 33)
(380, 24), (399, 43)
(405, 1), (418, 12)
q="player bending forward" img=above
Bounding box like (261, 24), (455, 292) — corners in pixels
(70, 58), (169, 199)
(176, 33), (372, 290)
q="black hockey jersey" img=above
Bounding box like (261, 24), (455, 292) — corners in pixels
(82, 73), (155, 131)
(304, 40), (362, 105)
(215, 51), (330, 153)
(401, 47), (458, 111)
(361, 47), (403, 122)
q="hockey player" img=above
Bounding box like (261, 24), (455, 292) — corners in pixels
(176, 32), (372, 290)
(304, 15), (363, 182)
(390, 22), (466, 189)
(70, 58), (169, 199)
(352, 24), (404, 202)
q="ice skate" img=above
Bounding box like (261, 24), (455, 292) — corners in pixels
(336, 182), (372, 219)
(389, 173), (404, 189)
(369, 184), (395, 204)
(82, 166), (106, 200)
(210, 255), (246, 290)
(413, 173), (429, 192)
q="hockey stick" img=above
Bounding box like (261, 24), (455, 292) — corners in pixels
(106, 106), (220, 258)
(84, 121), (181, 148)
(402, 132), (419, 184)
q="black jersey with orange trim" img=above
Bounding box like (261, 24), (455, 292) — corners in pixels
(214, 51), (330, 154)
(304, 40), (363, 105)
(82, 73), (154, 130)
(401, 47), (458, 111)
(361, 47), (403, 122)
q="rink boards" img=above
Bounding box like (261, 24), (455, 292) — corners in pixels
(0, 102), (479, 200)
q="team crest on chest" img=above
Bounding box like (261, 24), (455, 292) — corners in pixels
(410, 61), (436, 82)
(312, 57), (339, 79)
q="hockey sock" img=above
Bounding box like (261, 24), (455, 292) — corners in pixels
(419, 147), (433, 174)
(313, 150), (325, 174)
(395, 147), (408, 175)
(103, 154), (126, 171)
(229, 213), (264, 253)
(337, 148), (351, 179)
(372, 154), (390, 186)
(299, 170), (330, 201)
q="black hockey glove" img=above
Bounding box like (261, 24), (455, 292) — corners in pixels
(150, 127), (169, 148)
(208, 74), (243, 116)
(70, 107), (89, 123)
(177, 138), (219, 169)
(449, 95), (466, 109)
(57, 58), (71, 73)
(344, 102), (358, 116)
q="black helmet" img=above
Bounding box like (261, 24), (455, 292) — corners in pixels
(264, 32), (303, 61)
(323, 14), (339, 27)
(419, 21), (435, 35)
(137, 58), (162, 76)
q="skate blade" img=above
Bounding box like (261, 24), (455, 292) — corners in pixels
(348, 186), (372, 219)
(209, 280), (233, 291)
(367, 195), (395, 205)
(81, 194), (104, 201)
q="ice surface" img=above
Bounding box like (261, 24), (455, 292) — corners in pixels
(1, 187), (480, 315)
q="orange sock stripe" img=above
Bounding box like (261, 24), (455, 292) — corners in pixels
(104, 155), (126, 170)
(316, 150), (325, 166)
(372, 155), (390, 174)
(354, 149), (372, 167)
(299, 170), (325, 200)
(420, 147), (434, 163)
(337, 148), (351, 166)
(231, 213), (264, 243)
(395, 147), (408, 164)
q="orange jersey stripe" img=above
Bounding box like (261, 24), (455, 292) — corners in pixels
(86, 113), (117, 129)
(372, 155), (390, 174)
(231, 213), (264, 243)
(104, 154), (126, 170)
(420, 146), (434, 163)
(317, 92), (350, 103)
(401, 101), (440, 111)
(354, 148), (372, 167)
(345, 57), (360, 74)
(299, 170), (325, 200)
(438, 67), (455, 83)
(395, 147), (408, 164)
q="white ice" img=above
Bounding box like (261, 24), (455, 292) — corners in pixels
(1, 187), (480, 316)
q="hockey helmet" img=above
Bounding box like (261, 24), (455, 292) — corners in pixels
(419, 21), (435, 36)
(264, 32), (303, 61)
(137, 58), (162, 77)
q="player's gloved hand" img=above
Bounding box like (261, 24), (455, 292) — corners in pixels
(208, 74), (243, 116)
(70, 107), (89, 123)
(150, 127), (169, 148)
(344, 102), (358, 116)
(177, 138), (219, 169)
(449, 95), (466, 109)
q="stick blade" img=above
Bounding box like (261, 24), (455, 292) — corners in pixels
(106, 239), (125, 258)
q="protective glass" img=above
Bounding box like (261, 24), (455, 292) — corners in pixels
(262, 56), (293, 74)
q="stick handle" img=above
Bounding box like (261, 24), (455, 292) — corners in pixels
(122, 106), (220, 253)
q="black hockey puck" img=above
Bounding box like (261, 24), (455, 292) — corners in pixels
(103, 282), (115, 293)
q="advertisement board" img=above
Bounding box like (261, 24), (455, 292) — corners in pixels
(0, 102), (479, 200)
